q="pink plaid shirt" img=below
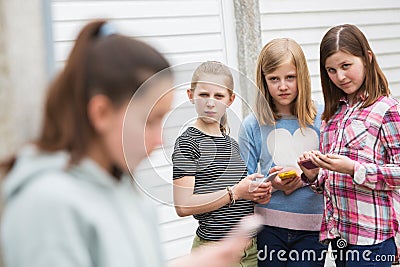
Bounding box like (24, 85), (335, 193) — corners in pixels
(317, 96), (400, 245)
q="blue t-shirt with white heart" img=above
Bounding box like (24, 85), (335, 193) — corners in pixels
(238, 104), (324, 231)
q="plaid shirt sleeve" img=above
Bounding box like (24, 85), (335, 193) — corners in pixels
(353, 104), (400, 190)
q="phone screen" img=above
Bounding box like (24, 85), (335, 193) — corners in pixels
(300, 159), (318, 169)
(249, 171), (279, 192)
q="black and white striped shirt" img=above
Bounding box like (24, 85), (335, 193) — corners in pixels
(172, 127), (254, 241)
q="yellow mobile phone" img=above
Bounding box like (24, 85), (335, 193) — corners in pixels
(278, 170), (297, 180)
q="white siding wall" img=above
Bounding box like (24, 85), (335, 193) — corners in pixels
(259, 0), (400, 101)
(50, 0), (239, 261)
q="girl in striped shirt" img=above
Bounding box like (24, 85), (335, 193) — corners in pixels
(172, 61), (272, 267)
(301, 24), (400, 266)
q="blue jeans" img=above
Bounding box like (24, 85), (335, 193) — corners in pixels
(330, 237), (396, 267)
(257, 225), (327, 267)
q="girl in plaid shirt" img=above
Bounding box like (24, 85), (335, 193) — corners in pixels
(300, 24), (400, 266)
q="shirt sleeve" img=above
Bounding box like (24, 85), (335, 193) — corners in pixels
(353, 104), (400, 190)
(309, 168), (326, 194)
(238, 118), (260, 175)
(172, 135), (200, 179)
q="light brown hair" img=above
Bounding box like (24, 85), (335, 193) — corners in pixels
(190, 61), (234, 135)
(255, 38), (316, 128)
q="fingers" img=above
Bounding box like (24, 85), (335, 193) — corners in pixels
(310, 151), (338, 171)
(252, 184), (272, 202)
(270, 166), (283, 173)
(310, 152), (326, 166)
(252, 190), (270, 198)
(257, 181), (272, 189)
(298, 150), (318, 162)
(255, 196), (271, 204)
(252, 184), (271, 195)
(314, 153), (355, 175)
(298, 152), (310, 162)
(253, 193), (272, 203)
(280, 177), (295, 185)
(326, 153), (341, 159)
(247, 173), (264, 181)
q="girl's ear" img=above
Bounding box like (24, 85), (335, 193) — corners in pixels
(227, 93), (236, 107)
(367, 50), (373, 63)
(87, 94), (114, 134)
(187, 88), (194, 104)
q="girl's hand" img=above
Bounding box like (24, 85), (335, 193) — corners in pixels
(271, 175), (302, 195)
(311, 151), (355, 176)
(269, 165), (301, 195)
(298, 151), (320, 182)
(253, 185), (272, 204)
(269, 165), (284, 174)
(282, 178), (303, 195)
(234, 174), (272, 202)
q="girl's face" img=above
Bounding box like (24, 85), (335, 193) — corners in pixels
(188, 74), (234, 126)
(324, 50), (366, 102)
(104, 77), (174, 171)
(265, 60), (298, 115)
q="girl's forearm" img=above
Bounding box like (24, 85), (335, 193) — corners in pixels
(174, 188), (234, 217)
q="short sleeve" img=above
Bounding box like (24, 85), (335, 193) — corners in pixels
(172, 135), (200, 180)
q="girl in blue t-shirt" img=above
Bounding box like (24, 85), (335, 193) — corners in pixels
(239, 38), (327, 267)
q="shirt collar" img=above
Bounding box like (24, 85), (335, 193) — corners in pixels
(339, 91), (367, 105)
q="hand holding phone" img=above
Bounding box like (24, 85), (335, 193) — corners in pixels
(249, 171), (278, 192)
(299, 158), (318, 169)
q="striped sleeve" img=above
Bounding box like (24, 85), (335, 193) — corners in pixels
(172, 135), (200, 180)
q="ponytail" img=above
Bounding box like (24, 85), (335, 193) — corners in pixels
(37, 20), (105, 163)
(2, 19), (170, 174)
(219, 113), (230, 135)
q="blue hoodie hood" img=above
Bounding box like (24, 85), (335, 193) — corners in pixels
(2, 145), (117, 203)
(3, 146), (68, 202)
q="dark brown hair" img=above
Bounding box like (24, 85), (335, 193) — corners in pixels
(1, 20), (170, 173)
(320, 24), (390, 121)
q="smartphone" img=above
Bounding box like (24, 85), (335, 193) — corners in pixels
(278, 170), (297, 180)
(249, 171), (279, 192)
(300, 158), (318, 169)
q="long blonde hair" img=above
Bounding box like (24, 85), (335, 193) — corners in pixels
(255, 38), (316, 128)
(190, 61), (234, 135)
